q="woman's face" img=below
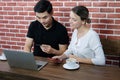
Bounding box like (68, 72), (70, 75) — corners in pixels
(69, 11), (83, 30)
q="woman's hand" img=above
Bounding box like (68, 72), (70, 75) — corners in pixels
(52, 56), (62, 60)
(49, 56), (63, 64)
(69, 54), (79, 62)
(69, 54), (77, 59)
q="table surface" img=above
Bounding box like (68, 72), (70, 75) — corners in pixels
(0, 57), (120, 80)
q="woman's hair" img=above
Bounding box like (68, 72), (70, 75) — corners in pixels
(72, 6), (91, 23)
(34, 0), (53, 14)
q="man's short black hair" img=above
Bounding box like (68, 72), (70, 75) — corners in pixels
(34, 0), (53, 14)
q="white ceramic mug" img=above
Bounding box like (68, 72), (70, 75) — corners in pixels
(66, 58), (77, 67)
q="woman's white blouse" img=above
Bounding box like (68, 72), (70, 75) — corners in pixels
(64, 29), (105, 65)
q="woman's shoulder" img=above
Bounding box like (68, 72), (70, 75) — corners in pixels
(89, 28), (99, 36)
(72, 29), (78, 33)
(88, 29), (101, 42)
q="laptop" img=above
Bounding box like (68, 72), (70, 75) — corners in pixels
(3, 49), (48, 71)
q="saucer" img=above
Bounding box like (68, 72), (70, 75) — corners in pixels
(63, 63), (80, 70)
(0, 53), (7, 61)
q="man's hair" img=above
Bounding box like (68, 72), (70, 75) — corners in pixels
(34, 0), (53, 14)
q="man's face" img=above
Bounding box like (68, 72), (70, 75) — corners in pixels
(36, 11), (53, 29)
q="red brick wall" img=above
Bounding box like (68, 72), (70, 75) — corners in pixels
(0, 0), (120, 66)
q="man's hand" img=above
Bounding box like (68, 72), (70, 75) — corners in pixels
(40, 44), (53, 54)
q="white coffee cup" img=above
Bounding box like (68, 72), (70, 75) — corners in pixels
(0, 53), (7, 60)
(66, 58), (77, 67)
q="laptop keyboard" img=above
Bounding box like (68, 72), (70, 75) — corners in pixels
(37, 65), (42, 68)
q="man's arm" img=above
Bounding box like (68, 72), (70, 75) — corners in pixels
(40, 44), (68, 55)
(24, 37), (33, 52)
(52, 44), (68, 55)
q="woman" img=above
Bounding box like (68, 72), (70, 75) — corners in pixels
(52, 6), (105, 65)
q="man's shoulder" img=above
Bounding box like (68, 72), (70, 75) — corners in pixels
(30, 20), (39, 25)
(53, 20), (66, 30)
(28, 20), (42, 31)
(29, 20), (42, 28)
(55, 20), (64, 26)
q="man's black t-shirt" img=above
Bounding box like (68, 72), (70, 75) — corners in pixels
(27, 19), (69, 57)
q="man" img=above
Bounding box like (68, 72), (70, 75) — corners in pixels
(24, 0), (69, 58)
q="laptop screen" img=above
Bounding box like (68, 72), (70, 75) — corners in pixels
(4, 49), (48, 71)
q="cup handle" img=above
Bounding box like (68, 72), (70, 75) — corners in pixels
(76, 61), (79, 64)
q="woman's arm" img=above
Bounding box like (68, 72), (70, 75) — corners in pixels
(88, 30), (105, 65)
(69, 54), (93, 64)
(91, 47), (105, 65)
